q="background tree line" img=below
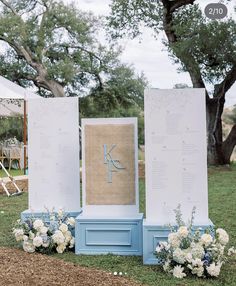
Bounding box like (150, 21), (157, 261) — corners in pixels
(0, 0), (236, 164)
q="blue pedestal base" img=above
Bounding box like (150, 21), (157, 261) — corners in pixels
(21, 209), (82, 221)
(75, 214), (143, 256)
(143, 219), (214, 265)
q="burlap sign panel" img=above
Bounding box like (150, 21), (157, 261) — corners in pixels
(85, 124), (135, 205)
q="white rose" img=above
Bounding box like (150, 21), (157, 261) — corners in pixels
(177, 226), (189, 238)
(23, 235), (28, 242)
(39, 226), (48, 235)
(173, 265), (186, 279)
(206, 262), (222, 277)
(33, 236), (43, 247)
(216, 228), (229, 246)
(59, 223), (68, 234)
(33, 219), (44, 230)
(13, 229), (24, 241)
(23, 241), (35, 253)
(69, 237), (75, 248)
(52, 230), (65, 244)
(200, 233), (213, 246)
(56, 243), (66, 254)
(67, 217), (75, 227)
(65, 231), (72, 243)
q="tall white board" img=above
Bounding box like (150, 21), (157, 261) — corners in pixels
(145, 89), (209, 224)
(28, 97), (80, 212)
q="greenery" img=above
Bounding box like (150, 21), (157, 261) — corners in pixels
(0, 166), (236, 285)
(108, 0), (236, 165)
(0, 0), (147, 118)
(0, 117), (23, 141)
(0, 169), (24, 178)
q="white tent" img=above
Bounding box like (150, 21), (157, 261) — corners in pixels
(0, 76), (40, 172)
(0, 75), (39, 117)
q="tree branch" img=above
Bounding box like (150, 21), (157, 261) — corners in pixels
(169, 0), (195, 13)
(161, 0), (207, 94)
(213, 64), (236, 98)
(0, 0), (18, 16)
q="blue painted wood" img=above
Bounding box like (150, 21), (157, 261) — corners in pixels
(21, 209), (81, 221)
(143, 219), (214, 265)
(75, 214), (143, 255)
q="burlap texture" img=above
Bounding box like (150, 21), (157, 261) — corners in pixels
(85, 124), (135, 205)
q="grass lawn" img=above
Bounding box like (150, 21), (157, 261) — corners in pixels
(0, 169), (24, 178)
(0, 166), (236, 285)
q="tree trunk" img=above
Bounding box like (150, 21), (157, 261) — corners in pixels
(206, 97), (226, 165)
(222, 124), (236, 164)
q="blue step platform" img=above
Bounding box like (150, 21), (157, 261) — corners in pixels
(75, 214), (143, 255)
(143, 219), (214, 265)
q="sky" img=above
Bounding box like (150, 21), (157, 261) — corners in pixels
(71, 0), (236, 107)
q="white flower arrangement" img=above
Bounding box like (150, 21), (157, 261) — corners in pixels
(155, 205), (236, 279)
(13, 210), (75, 254)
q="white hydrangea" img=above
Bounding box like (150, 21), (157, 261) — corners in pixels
(185, 252), (193, 263)
(200, 233), (213, 246)
(67, 217), (75, 227)
(33, 236), (43, 247)
(168, 232), (180, 248)
(160, 241), (170, 250)
(206, 262), (222, 277)
(52, 230), (65, 244)
(163, 260), (171, 272)
(228, 246), (236, 256)
(13, 229), (24, 241)
(23, 241), (35, 253)
(29, 231), (35, 240)
(172, 265), (186, 279)
(177, 226), (189, 238)
(38, 226), (48, 235)
(23, 235), (28, 242)
(33, 219), (44, 231)
(42, 240), (50, 248)
(216, 228), (229, 246)
(191, 265), (204, 277)
(59, 223), (68, 234)
(56, 243), (66, 254)
(65, 231), (72, 243)
(173, 248), (186, 264)
(69, 237), (75, 248)
(191, 243), (205, 259)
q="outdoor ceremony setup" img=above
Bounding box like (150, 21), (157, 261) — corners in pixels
(0, 76), (234, 284)
(18, 88), (216, 264)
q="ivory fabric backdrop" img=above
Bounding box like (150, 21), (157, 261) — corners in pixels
(85, 124), (135, 205)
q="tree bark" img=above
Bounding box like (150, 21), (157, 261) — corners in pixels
(206, 97), (225, 165)
(161, 0), (236, 165)
(222, 124), (236, 164)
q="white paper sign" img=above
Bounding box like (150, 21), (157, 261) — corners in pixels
(145, 89), (209, 224)
(28, 97), (80, 212)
